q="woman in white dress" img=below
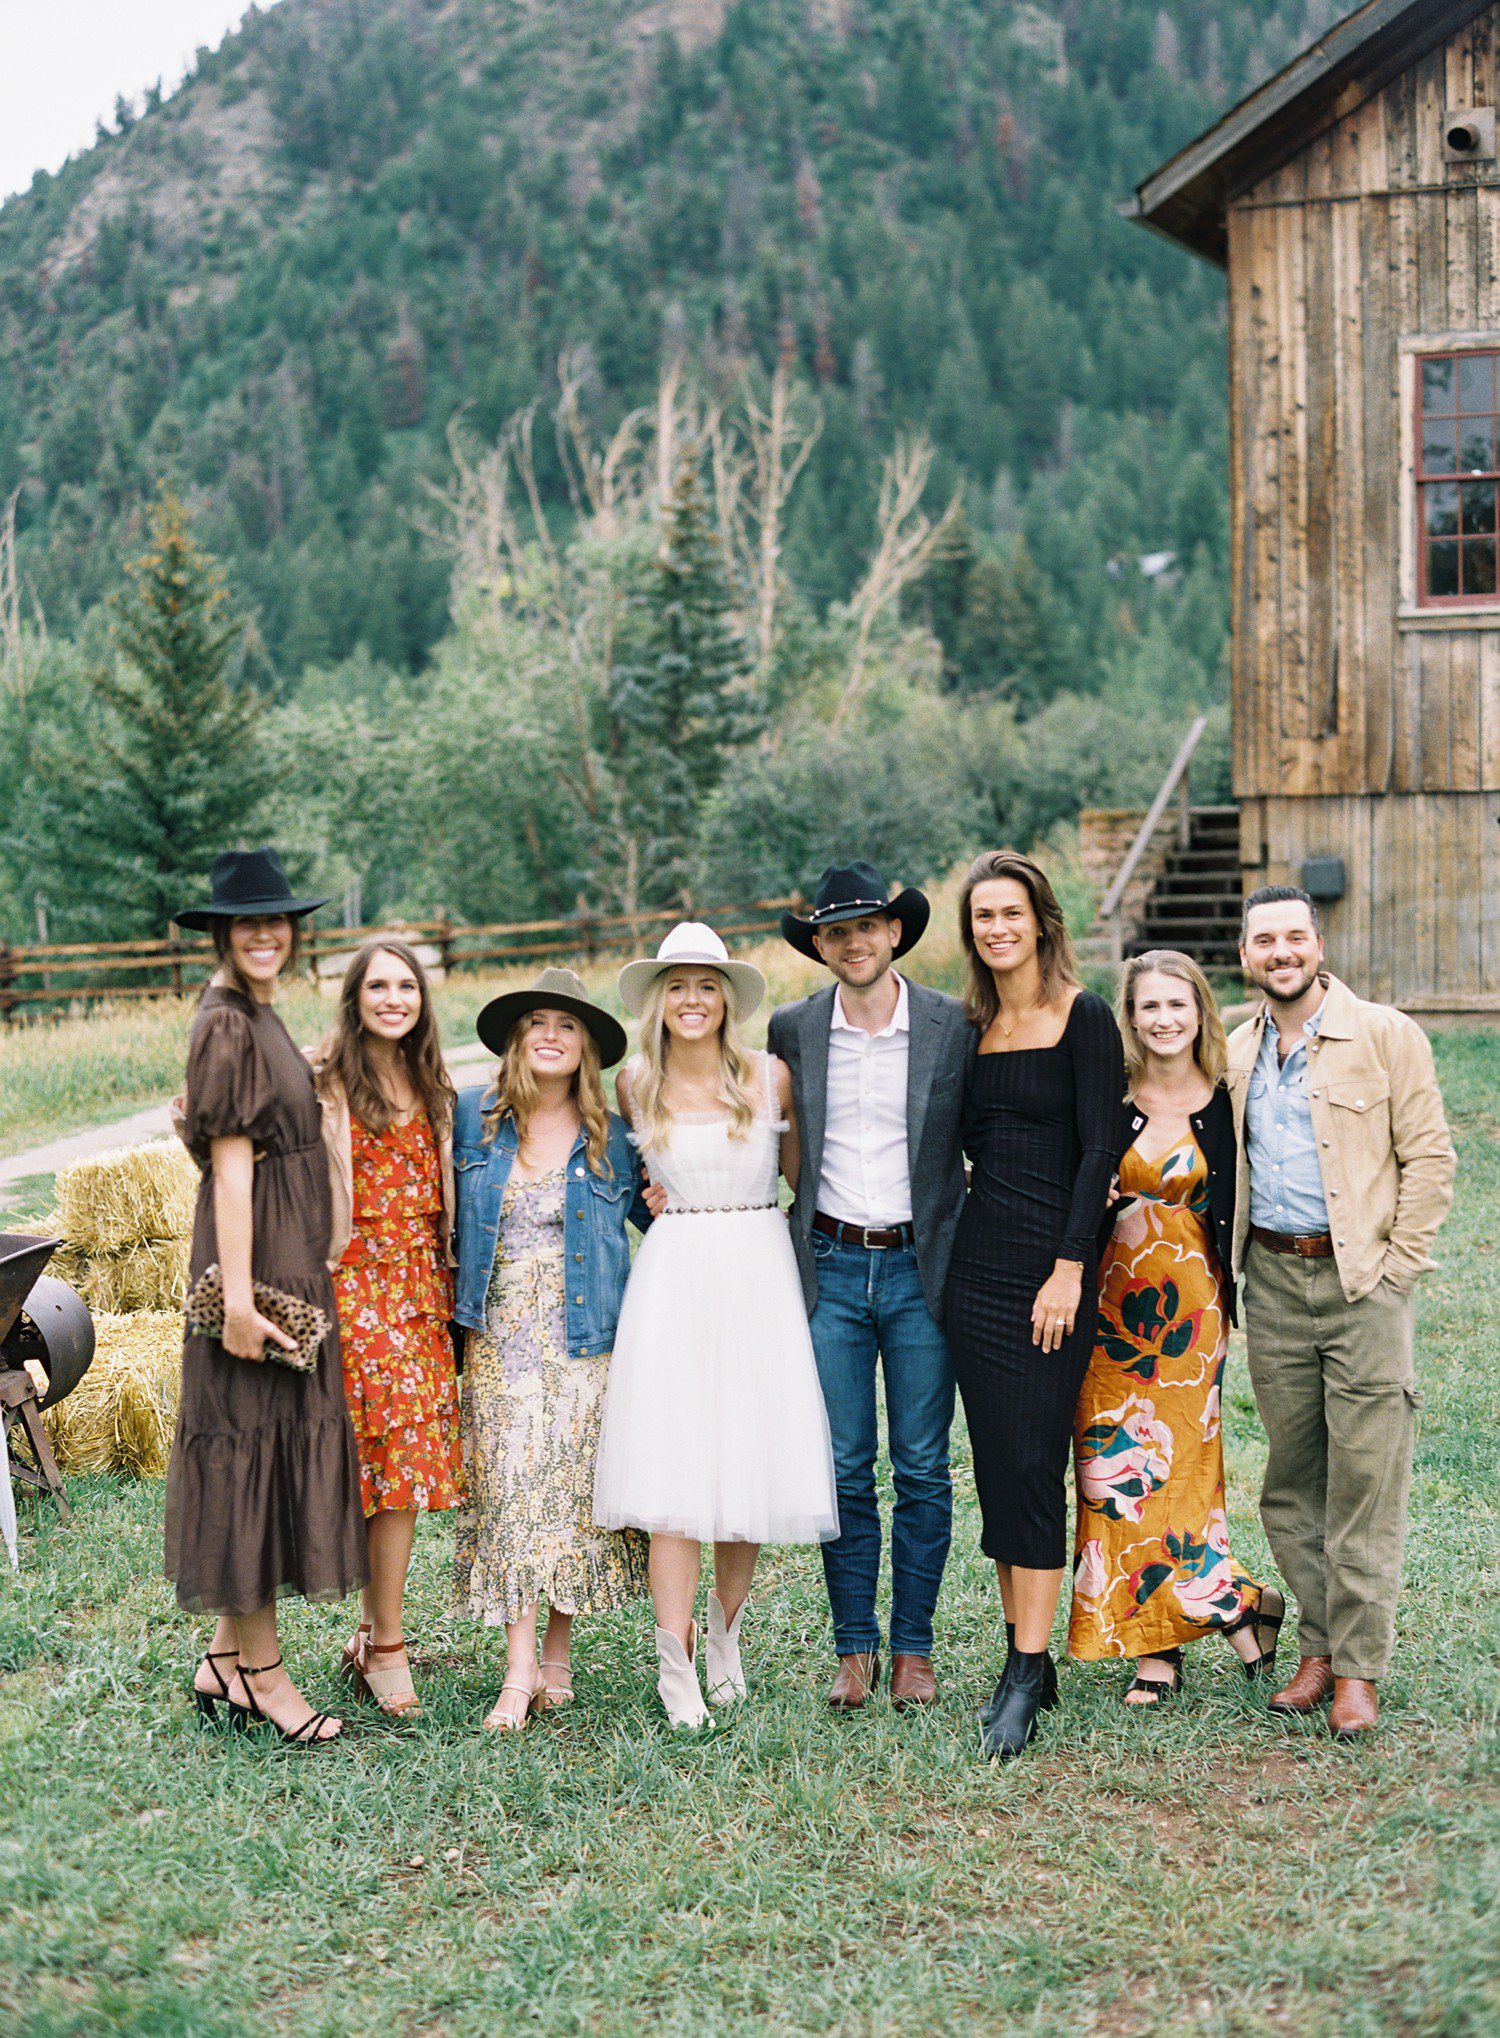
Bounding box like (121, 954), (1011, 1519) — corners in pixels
(593, 923), (839, 1726)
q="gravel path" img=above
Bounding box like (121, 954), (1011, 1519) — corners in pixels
(0, 1041), (496, 1188)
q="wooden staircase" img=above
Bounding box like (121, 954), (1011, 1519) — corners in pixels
(1128, 805), (1243, 969)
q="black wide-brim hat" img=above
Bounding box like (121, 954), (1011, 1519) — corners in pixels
(781, 861), (931, 963)
(476, 966), (628, 1068)
(174, 847), (330, 931)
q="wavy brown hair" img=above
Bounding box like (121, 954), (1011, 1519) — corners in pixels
(318, 937), (455, 1137)
(481, 1012), (612, 1176)
(959, 849), (1079, 1030)
(1119, 950), (1228, 1092)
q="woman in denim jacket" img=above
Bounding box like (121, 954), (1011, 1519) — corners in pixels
(451, 967), (651, 1730)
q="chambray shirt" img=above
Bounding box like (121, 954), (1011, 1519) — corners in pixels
(1246, 1006), (1329, 1234)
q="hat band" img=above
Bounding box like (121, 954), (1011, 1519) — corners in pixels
(809, 897), (890, 922)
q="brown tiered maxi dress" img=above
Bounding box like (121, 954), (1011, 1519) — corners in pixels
(164, 986), (367, 1615)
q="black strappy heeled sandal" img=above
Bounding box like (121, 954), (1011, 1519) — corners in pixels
(228, 1655), (342, 1746)
(193, 1648), (240, 1724)
(1124, 1649), (1183, 1706)
(1226, 1585), (1286, 1679)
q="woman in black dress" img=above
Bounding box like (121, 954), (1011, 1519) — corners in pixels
(944, 850), (1124, 1760)
(165, 849), (367, 1746)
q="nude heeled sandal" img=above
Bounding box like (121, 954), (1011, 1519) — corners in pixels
(483, 1668), (542, 1732)
(532, 1659), (575, 1713)
(338, 1622), (372, 1685)
(705, 1592), (748, 1706)
(655, 1624), (712, 1729)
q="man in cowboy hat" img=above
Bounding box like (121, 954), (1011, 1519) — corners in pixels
(768, 862), (972, 1710)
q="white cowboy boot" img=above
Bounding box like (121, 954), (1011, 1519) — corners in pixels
(655, 1623), (711, 1728)
(706, 1592), (748, 1705)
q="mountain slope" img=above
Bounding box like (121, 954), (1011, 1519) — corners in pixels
(0, 0), (1341, 679)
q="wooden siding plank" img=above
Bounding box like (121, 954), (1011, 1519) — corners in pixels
(1480, 628), (1500, 785)
(1277, 206), (1313, 772)
(1419, 632), (1455, 793)
(1416, 189), (1451, 333)
(1364, 196), (1400, 794)
(1228, 213), (1260, 802)
(1448, 183), (1482, 328)
(1475, 4), (1499, 109)
(1449, 632), (1483, 789)
(1414, 46), (1451, 189)
(1245, 202), (1284, 800)
(1304, 200), (1340, 767)
(1384, 61), (1420, 192)
(1482, 791), (1500, 991)
(1333, 196), (1367, 785)
(1475, 183), (1500, 320)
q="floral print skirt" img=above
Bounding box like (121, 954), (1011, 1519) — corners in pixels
(1069, 1136), (1263, 1661)
(454, 1169), (647, 1627)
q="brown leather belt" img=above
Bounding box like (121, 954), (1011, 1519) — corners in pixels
(813, 1211), (915, 1250)
(1251, 1224), (1335, 1259)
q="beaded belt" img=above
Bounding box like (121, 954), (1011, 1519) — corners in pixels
(659, 1202), (778, 1214)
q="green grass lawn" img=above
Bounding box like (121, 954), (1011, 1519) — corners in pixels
(2, 1039), (1497, 2035)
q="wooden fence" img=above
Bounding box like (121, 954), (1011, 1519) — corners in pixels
(0, 897), (802, 1021)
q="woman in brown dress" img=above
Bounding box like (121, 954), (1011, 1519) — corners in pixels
(313, 937), (462, 1719)
(164, 849), (367, 1745)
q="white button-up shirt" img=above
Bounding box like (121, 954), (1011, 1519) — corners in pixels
(816, 974), (913, 1227)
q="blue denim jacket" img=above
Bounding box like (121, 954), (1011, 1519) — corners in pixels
(451, 1085), (649, 1355)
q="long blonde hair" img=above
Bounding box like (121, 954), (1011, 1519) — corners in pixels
(959, 849), (1079, 1030)
(481, 1013), (612, 1176)
(317, 937), (455, 1137)
(1119, 950), (1228, 1092)
(628, 970), (757, 1151)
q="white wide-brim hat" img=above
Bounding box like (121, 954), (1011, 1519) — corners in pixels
(617, 921), (766, 1022)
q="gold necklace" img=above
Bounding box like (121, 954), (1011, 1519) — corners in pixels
(996, 1000), (1037, 1040)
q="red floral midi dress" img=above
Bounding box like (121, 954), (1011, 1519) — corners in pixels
(334, 1110), (464, 1518)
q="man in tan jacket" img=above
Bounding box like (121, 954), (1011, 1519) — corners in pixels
(1227, 887), (1454, 1740)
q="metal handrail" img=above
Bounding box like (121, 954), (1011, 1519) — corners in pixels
(1098, 713), (1210, 965)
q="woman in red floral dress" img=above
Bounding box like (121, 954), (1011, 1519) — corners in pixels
(314, 937), (462, 1717)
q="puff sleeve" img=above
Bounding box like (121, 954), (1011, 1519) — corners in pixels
(182, 1003), (279, 1160)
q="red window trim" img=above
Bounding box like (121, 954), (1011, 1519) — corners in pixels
(1415, 346), (1500, 609)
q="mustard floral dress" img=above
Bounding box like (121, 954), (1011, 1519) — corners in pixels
(1069, 1135), (1262, 1660)
(454, 1167), (647, 1627)
(334, 1111), (463, 1518)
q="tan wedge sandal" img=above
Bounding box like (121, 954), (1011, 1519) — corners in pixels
(351, 1636), (421, 1719)
(339, 1621), (372, 1685)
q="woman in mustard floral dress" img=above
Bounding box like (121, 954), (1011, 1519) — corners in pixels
(315, 938), (462, 1717)
(1069, 953), (1283, 1703)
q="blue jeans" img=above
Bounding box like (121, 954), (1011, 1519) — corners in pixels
(809, 1234), (956, 1657)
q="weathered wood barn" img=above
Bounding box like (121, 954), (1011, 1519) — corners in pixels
(1130, 0), (1500, 1018)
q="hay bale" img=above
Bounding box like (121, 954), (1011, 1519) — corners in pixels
(72, 1236), (192, 1314)
(43, 1311), (181, 1479)
(55, 1140), (198, 1259)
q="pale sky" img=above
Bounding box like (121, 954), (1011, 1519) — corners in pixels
(0, 1), (285, 203)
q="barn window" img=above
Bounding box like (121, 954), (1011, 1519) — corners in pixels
(1417, 350), (1500, 605)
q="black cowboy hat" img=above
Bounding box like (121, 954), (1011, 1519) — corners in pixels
(174, 848), (330, 932)
(476, 966), (628, 1068)
(780, 861), (931, 963)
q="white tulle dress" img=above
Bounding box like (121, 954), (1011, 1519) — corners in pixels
(593, 1054), (839, 1546)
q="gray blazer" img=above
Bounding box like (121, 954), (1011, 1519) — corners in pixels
(767, 979), (974, 1323)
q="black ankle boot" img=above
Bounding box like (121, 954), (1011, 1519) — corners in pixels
(980, 1623), (1017, 1722)
(979, 1649), (1055, 1761)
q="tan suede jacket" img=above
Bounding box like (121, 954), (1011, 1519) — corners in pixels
(1226, 974), (1455, 1304)
(309, 1058), (456, 1274)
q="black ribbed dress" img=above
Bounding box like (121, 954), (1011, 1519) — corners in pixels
(944, 991), (1124, 1569)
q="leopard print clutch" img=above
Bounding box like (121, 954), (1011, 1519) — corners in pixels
(184, 1264), (329, 1373)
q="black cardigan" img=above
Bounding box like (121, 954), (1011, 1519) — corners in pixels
(1100, 1084), (1239, 1326)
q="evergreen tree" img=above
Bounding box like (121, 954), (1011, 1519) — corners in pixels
(602, 448), (754, 910)
(31, 490), (269, 935)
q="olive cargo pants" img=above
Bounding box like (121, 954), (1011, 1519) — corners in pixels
(1243, 1242), (1419, 1681)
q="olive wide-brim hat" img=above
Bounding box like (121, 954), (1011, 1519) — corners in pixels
(174, 847), (330, 931)
(780, 861), (930, 963)
(475, 966), (628, 1068)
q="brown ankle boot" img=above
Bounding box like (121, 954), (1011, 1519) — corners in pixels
(1268, 1655), (1334, 1715)
(1329, 1677), (1379, 1740)
(889, 1655), (937, 1709)
(828, 1652), (880, 1710)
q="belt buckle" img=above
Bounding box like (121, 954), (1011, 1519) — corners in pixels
(861, 1224), (879, 1250)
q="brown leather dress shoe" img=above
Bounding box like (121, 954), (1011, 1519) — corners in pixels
(889, 1655), (937, 1709)
(828, 1652), (880, 1710)
(1329, 1677), (1379, 1740)
(1267, 1655), (1334, 1716)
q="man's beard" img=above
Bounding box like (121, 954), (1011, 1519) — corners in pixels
(1255, 962), (1320, 1006)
